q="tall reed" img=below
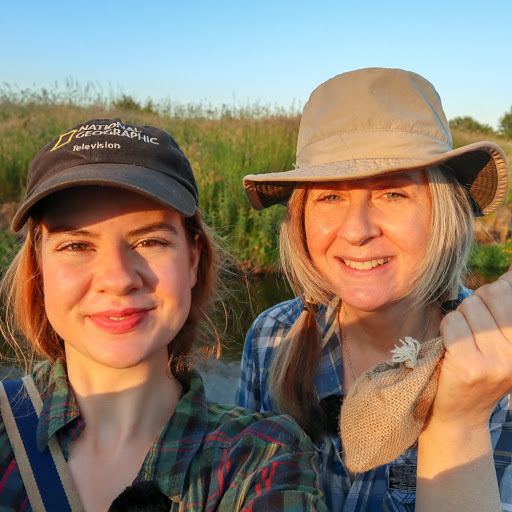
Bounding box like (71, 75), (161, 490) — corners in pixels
(1, 83), (511, 269)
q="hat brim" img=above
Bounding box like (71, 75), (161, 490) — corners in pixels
(244, 141), (509, 216)
(12, 163), (197, 232)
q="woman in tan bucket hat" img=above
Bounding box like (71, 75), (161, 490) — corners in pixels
(236, 68), (512, 511)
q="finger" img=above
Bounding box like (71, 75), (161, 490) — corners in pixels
(440, 309), (480, 354)
(471, 278), (512, 334)
(497, 269), (512, 287)
(455, 294), (509, 353)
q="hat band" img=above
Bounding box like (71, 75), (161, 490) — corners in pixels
(297, 130), (453, 168)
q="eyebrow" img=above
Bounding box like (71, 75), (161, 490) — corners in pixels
(44, 222), (179, 240)
(127, 222), (179, 237)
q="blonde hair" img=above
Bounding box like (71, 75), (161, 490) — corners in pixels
(0, 208), (222, 375)
(270, 166), (474, 432)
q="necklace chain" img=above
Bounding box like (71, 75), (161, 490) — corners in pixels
(340, 303), (434, 382)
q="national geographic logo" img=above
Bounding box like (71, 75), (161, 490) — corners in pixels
(51, 130), (77, 151)
(50, 121), (159, 151)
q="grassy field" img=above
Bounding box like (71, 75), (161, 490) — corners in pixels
(0, 85), (301, 268)
(0, 84), (511, 273)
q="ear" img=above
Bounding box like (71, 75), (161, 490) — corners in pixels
(189, 234), (202, 288)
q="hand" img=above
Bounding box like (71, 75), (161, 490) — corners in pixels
(431, 266), (512, 430)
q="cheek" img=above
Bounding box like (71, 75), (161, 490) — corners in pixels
(42, 259), (88, 307)
(41, 262), (87, 340)
(304, 211), (338, 259)
(156, 256), (197, 301)
(388, 207), (431, 258)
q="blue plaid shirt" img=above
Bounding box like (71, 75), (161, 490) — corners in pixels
(236, 288), (512, 511)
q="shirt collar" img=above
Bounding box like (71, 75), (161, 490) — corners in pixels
(34, 359), (82, 452)
(33, 359), (209, 501)
(139, 369), (209, 501)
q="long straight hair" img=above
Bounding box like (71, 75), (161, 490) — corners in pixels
(269, 166), (474, 432)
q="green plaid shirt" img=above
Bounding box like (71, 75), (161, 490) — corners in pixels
(0, 360), (327, 511)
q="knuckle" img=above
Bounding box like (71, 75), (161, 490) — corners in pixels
(463, 364), (490, 385)
(485, 279), (511, 298)
(475, 279), (512, 304)
(456, 294), (482, 313)
(440, 310), (463, 333)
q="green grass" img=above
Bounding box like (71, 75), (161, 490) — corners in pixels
(0, 84), (300, 267)
(0, 82), (511, 271)
(0, 231), (22, 270)
(467, 241), (512, 279)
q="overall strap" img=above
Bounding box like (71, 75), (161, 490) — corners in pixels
(0, 376), (83, 512)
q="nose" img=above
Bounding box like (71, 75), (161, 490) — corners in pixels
(92, 246), (144, 295)
(337, 199), (381, 246)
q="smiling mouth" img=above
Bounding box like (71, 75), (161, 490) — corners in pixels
(343, 257), (391, 270)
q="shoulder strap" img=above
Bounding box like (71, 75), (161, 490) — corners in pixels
(0, 376), (83, 512)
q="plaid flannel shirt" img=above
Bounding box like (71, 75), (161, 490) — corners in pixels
(236, 288), (512, 511)
(0, 360), (327, 511)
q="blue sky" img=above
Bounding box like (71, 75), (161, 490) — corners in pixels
(2, 0), (511, 128)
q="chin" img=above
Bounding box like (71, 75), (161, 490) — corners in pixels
(84, 347), (163, 371)
(339, 290), (400, 313)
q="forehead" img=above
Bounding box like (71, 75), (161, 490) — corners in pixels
(40, 186), (182, 229)
(307, 169), (428, 192)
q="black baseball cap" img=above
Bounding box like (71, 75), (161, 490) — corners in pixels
(12, 118), (199, 232)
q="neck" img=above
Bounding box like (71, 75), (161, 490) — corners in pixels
(339, 299), (442, 384)
(65, 348), (182, 446)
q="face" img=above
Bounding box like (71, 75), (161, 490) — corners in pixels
(304, 170), (432, 312)
(40, 187), (200, 371)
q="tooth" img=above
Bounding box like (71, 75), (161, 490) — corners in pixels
(343, 258), (392, 269)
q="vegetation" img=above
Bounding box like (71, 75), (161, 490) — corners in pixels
(0, 231), (22, 270)
(0, 84), (300, 269)
(468, 241), (512, 280)
(449, 116), (494, 136)
(499, 106), (512, 139)
(0, 83), (511, 275)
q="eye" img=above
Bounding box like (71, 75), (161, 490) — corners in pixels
(137, 238), (170, 248)
(58, 242), (90, 252)
(383, 191), (406, 200)
(318, 193), (341, 202)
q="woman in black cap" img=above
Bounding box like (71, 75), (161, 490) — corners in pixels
(237, 68), (512, 511)
(0, 119), (327, 512)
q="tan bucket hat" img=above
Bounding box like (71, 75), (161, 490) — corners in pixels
(244, 67), (509, 216)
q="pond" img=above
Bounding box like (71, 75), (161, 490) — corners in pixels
(199, 274), (294, 403)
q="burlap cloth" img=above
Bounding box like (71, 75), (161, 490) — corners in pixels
(339, 336), (445, 473)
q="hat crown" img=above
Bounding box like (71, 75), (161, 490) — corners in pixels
(26, 118), (198, 201)
(297, 68), (453, 167)
(12, 118), (200, 231)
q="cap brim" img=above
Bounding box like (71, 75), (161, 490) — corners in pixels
(244, 141), (509, 216)
(12, 163), (197, 232)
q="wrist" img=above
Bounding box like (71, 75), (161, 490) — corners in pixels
(418, 417), (492, 478)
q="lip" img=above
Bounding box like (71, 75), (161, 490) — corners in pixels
(336, 256), (393, 272)
(88, 308), (152, 334)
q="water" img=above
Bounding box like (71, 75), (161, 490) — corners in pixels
(200, 274), (294, 403)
